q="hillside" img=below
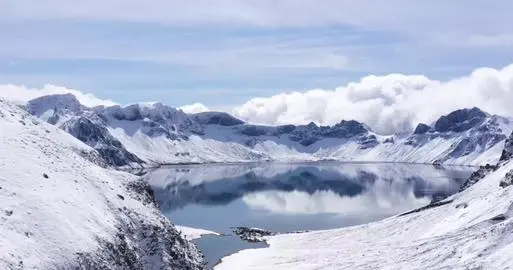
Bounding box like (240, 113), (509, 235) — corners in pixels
(0, 99), (203, 269)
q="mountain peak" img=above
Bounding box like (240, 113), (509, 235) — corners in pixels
(26, 94), (84, 124)
(413, 123), (431, 134)
(193, 111), (245, 126)
(434, 107), (488, 133)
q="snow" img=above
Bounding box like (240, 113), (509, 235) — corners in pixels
(0, 99), (200, 269)
(175, 225), (220, 240)
(22, 94), (513, 168)
(216, 155), (513, 270)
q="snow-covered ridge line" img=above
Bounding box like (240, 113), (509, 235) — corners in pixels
(0, 99), (202, 269)
(26, 93), (513, 167)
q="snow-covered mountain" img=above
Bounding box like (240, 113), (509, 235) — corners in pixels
(0, 98), (203, 269)
(26, 94), (513, 167)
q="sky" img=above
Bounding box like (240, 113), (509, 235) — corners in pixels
(1, 1), (513, 134)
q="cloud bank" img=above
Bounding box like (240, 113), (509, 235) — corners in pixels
(233, 64), (513, 134)
(0, 84), (116, 107)
(179, 103), (210, 114)
(3, 64), (513, 135)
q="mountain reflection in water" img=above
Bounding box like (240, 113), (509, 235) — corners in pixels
(147, 162), (473, 233)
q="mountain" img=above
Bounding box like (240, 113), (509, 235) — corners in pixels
(0, 98), (203, 269)
(26, 94), (513, 167)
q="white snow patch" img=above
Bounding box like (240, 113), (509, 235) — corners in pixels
(175, 225), (220, 240)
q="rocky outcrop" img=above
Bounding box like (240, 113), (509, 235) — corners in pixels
(61, 116), (145, 168)
(233, 227), (276, 243)
(459, 164), (497, 192)
(413, 123), (431, 135)
(499, 170), (513, 188)
(61, 181), (203, 270)
(193, 112), (244, 126)
(499, 132), (513, 163)
(434, 107), (487, 133)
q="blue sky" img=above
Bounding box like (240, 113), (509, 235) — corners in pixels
(1, 0), (513, 108)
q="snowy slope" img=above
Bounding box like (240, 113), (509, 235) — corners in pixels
(26, 94), (513, 166)
(0, 99), (202, 269)
(175, 226), (220, 241)
(215, 136), (513, 270)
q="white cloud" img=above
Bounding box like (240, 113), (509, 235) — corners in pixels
(0, 84), (117, 107)
(179, 103), (210, 114)
(243, 186), (429, 216)
(233, 64), (513, 134)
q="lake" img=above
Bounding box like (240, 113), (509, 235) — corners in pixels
(146, 162), (474, 269)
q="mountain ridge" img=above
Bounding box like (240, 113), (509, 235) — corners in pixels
(25, 94), (513, 168)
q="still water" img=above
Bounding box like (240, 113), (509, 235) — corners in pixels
(146, 162), (473, 269)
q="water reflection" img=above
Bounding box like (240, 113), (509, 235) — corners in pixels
(147, 162), (472, 232)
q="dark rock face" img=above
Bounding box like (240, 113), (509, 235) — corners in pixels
(459, 164), (497, 192)
(500, 132), (513, 163)
(499, 170), (513, 188)
(71, 181), (203, 270)
(193, 112), (244, 126)
(434, 107), (487, 133)
(323, 120), (367, 138)
(358, 135), (379, 149)
(233, 227), (276, 243)
(413, 123), (431, 135)
(274, 120), (370, 147)
(399, 199), (454, 217)
(239, 125), (270, 137)
(383, 137), (395, 144)
(61, 117), (144, 167)
(276, 124), (296, 134)
(96, 103), (203, 138)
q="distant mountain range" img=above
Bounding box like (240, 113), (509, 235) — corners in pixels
(26, 93), (513, 168)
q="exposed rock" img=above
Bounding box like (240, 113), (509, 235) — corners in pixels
(193, 112), (244, 126)
(61, 116), (145, 168)
(358, 135), (379, 149)
(70, 180), (203, 270)
(459, 164), (497, 192)
(239, 125), (270, 137)
(500, 132), (513, 163)
(233, 227), (276, 243)
(383, 137), (395, 144)
(490, 214), (507, 222)
(413, 123), (431, 134)
(399, 200), (454, 217)
(434, 107), (487, 133)
(455, 202), (468, 209)
(499, 170), (513, 188)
